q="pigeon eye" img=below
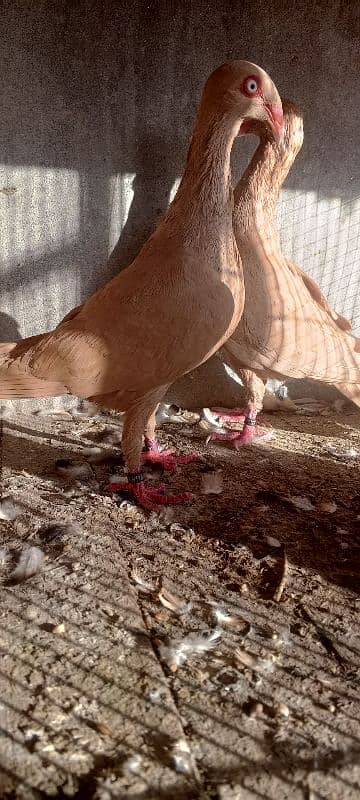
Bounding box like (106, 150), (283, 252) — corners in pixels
(242, 76), (260, 97)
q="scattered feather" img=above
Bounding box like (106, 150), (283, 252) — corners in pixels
(0, 547), (10, 566)
(81, 446), (104, 461)
(319, 501), (337, 514)
(52, 623), (65, 635)
(0, 404), (12, 419)
(210, 605), (250, 633)
(93, 720), (114, 738)
(37, 521), (83, 542)
(70, 400), (100, 418)
(122, 755), (143, 775)
(201, 407), (223, 427)
(324, 444), (357, 460)
(274, 702), (290, 718)
(147, 688), (162, 704)
(156, 403), (199, 426)
(0, 497), (21, 521)
(130, 567), (158, 595)
(288, 495), (315, 512)
(172, 739), (195, 775)
(223, 363), (244, 386)
(11, 547), (45, 581)
(95, 428), (122, 445)
(159, 629), (221, 672)
(55, 459), (94, 481)
(109, 473), (126, 485)
(273, 546), (289, 603)
(234, 648), (277, 674)
(199, 407), (226, 435)
(158, 586), (192, 616)
(271, 626), (291, 646)
(266, 535), (281, 548)
(201, 470), (223, 495)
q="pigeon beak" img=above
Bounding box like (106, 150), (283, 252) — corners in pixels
(264, 101), (284, 143)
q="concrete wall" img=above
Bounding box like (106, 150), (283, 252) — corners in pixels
(0, 0), (359, 409)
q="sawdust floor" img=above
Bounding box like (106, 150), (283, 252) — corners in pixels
(0, 409), (359, 799)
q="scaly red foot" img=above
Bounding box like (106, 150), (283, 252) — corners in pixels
(141, 438), (201, 473)
(211, 407), (268, 426)
(108, 473), (193, 511)
(209, 414), (273, 448)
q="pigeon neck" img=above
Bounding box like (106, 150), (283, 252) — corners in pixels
(234, 134), (300, 234)
(174, 108), (241, 217)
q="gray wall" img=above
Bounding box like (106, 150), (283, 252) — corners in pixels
(0, 0), (359, 409)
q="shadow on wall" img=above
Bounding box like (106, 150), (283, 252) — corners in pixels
(0, 0), (359, 406)
(0, 313), (22, 342)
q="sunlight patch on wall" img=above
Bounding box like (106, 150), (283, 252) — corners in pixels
(107, 172), (136, 254)
(169, 177), (181, 204)
(0, 166), (80, 271)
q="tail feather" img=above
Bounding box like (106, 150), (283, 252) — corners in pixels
(0, 365), (68, 398)
(0, 334), (69, 399)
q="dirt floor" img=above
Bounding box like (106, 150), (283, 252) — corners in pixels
(0, 406), (359, 799)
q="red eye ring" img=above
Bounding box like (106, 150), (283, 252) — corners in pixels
(241, 75), (262, 98)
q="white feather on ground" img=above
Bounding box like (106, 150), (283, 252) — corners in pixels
(130, 567), (159, 595)
(157, 586), (192, 616)
(55, 459), (94, 481)
(0, 547), (10, 566)
(11, 547), (45, 581)
(0, 497), (22, 521)
(201, 470), (223, 494)
(37, 521), (83, 542)
(158, 629), (222, 672)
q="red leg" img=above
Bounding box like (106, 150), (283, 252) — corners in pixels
(209, 410), (273, 448)
(141, 437), (202, 473)
(211, 407), (269, 426)
(211, 407), (247, 423)
(108, 472), (193, 511)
